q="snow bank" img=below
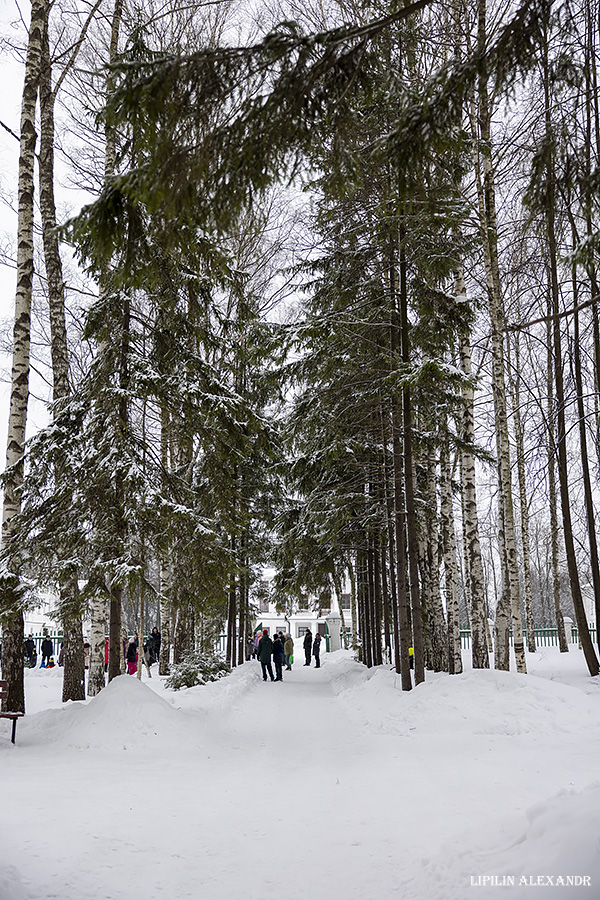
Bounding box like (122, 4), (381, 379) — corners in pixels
(406, 783), (600, 899)
(0, 867), (28, 900)
(19, 674), (203, 753)
(325, 652), (600, 737)
(154, 658), (261, 713)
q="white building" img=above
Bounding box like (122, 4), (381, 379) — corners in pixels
(252, 578), (350, 652)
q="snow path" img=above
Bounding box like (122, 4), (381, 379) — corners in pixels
(2, 652), (600, 899)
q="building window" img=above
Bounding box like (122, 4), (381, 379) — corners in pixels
(340, 593), (351, 610)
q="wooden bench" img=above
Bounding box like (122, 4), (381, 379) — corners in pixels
(0, 680), (24, 744)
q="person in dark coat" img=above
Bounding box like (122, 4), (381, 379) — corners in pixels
(257, 630), (275, 681)
(272, 634), (285, 681)
(41, 636), (53, 667)
(24, 635), (36, 668)
(150, 627), (161, 665)
(126, 638), (138, 675)
(303, 629), (312, 666)
(313, 633), (322, 668)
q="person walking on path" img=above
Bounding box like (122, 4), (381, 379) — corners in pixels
(257, 630), (275, 682)
(41, 636), (53, 667)
(313, 633), (322, 668)
(273, 633), (285, 681)
(284, 634), (294, 670)
(303, 629), (312, 666)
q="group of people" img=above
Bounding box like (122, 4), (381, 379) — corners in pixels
(253, 627), (322, 681)
(23, 628), (162, 675)
(303, 629), (322, 668)
(124, 627), (161, 675)
(24, 634), (58, 668)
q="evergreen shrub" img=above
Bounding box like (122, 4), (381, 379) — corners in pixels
(165, 649), (230, 690)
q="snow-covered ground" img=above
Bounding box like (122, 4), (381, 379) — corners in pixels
(1, 645), (599, 900)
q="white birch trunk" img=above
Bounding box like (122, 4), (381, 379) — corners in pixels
(473, 0), (526, 673)
(440, 431), (462, 674)
(425, 448), (448, 672)
(506, 328), (536, 653)
(87, 591), (108, 696)
(459, 329), (489, 668)
(494, 497), (511, 671)
(0, 0), (46, 716)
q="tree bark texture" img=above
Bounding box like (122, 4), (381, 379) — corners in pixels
(506, 328), (536, 653)
(475, 0), (526, 673)
(87, 590), (108, 696)
(0, 0), (46, 715)
(542, 32), (599, 675)
(440, 431), (462, 674)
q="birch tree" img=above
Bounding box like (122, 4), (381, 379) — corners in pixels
(0, 0), (46, 715)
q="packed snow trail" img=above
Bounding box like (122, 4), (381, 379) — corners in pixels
(2, 650), (600, 900)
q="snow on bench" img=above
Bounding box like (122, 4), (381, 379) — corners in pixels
(0, 680), (24, 744)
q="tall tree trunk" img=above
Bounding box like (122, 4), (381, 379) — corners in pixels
(542, 30), (598, 675)
(570, 235), (600, 639)
(425, 444), (448, 672)
(457, 285), (488, 667)
(361, 541), (374, 668)
(62, 617), (85, 700)
(494, 498), (510, 671)
(399, 228), (425, 684)
(104, 0), (125, 685)
(584, 0), (600, 480)
(506, 327), (536, 653)
(158, 548), (172, 675)
(475, 0), (526, 673)
(226, 535), (237, 668)
(137, 565), (151, 679)
(379, 535), (392, 664)
(159, 402), (172, 675)
(546, 313), (569, 653)
(87, 586), (107, 696)
(39, 6), (87, 702)
(108, 586), (123, 681)
(440, 428), (462, 674)
(0, 0), (46, 715)
(348, 556), (358, 652)
(237, 535), (248, 666)
(390, 305), (412, 690)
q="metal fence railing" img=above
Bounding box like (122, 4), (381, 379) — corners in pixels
(460, 625), (596, 650)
